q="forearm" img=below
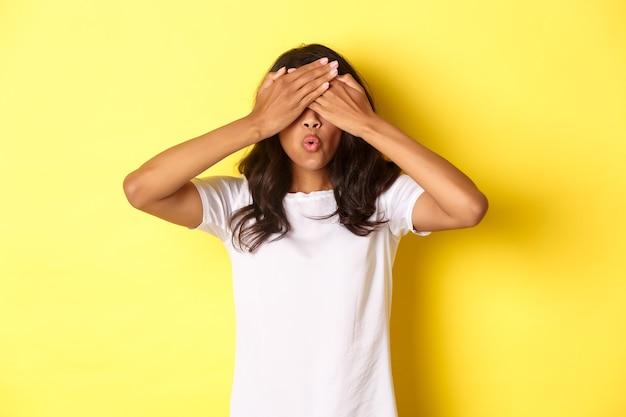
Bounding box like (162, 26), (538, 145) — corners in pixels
(124, 115), (262, 207)
(359, 115), (488, 222)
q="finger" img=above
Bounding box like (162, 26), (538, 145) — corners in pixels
(334, 74), (364, 92)
(291, 61), (338, 98)
(269, 58), (337, 108)
(308, 97), (340, 128)
(270, 66), (287, 81)
(298, 80), (331, 108)
(259, 66), (286, 90)
(308, 100), (322, 114)
(289, 58), (338, 87)
(281, 57), (327, 79)
(296, 56), (330, 72)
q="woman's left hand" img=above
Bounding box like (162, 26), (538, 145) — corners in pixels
(308, 74), (377, 137)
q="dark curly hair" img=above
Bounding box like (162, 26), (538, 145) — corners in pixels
(231, 44), (401, 252)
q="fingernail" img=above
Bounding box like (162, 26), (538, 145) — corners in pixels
(322, 82), (330, 89)
(329, 68), (338, 76)
(287, 68), (296, 73)
(320, 57), (329, 65)
(329, 60), (339, 69)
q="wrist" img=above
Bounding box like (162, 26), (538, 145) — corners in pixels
(242, 113), (271, 143)
(357, 113), (387, 141)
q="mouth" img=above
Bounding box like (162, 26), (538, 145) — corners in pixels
(302, 135), (321, 152)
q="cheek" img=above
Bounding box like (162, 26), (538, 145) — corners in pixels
(278, 128), (297, 148)
(327, 128), (343, 148)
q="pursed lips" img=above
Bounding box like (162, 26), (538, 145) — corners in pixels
(302, 135), (321, 152)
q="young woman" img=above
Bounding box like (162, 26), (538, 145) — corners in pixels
(124, 44), (487, 417)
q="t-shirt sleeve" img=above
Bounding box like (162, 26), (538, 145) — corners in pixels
(380, 174), (431, 237)
(190, 175), (250, 242)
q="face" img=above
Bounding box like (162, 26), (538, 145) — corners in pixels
(278, 108), (342, 178)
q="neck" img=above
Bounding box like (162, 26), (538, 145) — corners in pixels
(289, 171), (333, 193)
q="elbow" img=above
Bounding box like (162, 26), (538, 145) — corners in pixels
(461, 192), (489, 228)
(123, 171), (150, 210)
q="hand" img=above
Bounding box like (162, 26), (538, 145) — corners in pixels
(249, 58), (339, 139)
(308, 74), (377, 138)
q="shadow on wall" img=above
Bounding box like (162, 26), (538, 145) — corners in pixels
(358, 44), (551, 415)
(390, 184), (546, 416)
(391, 233), (440, 417)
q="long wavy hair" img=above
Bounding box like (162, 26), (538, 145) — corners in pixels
(231, 44), (401, 252)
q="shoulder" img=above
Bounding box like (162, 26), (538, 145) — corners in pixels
(377, 174), (428, 236)
(189, 175), (251, 239)
(192, 175), (248, 191)
(379, 174), (425, 203)
(192, 175), (248, 198)
(191, 175), (251, 210)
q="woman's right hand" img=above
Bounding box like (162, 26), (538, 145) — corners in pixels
(123, 57), (338, 228)
(249, 57), (339, 139)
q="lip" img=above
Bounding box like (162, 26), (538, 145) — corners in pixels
(302, 135), (321, 152)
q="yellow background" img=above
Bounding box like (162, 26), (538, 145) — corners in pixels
(1, 0), (625, 416)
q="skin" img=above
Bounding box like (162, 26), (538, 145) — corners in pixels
(123, 56), (488, 232)
(308, 73), (489, 232)
(278, 108), (342, 193)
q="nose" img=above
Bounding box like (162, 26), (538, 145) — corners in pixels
(301, 109), (321, 129)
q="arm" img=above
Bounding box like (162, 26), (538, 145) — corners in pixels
(309, 75), (488, 232)
(358, 115), (488, 232)
(123, 117), (263, 228)
(123, 58), (339, 228)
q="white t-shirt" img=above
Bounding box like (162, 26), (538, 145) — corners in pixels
(191, 174), (427, 417)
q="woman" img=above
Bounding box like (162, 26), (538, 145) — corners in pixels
(124, 44), (487, 417)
